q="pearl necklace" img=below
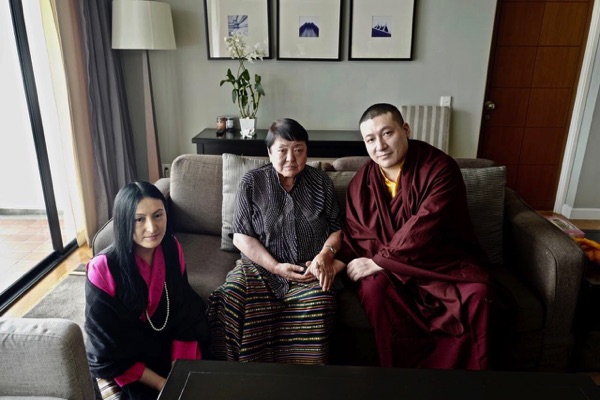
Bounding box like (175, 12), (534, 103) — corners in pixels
(145, 282), (169, 331)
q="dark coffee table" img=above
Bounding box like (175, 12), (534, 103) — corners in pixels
(158, 360), (600, 400)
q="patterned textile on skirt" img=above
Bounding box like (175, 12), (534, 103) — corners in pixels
(208, 259), (336, 364)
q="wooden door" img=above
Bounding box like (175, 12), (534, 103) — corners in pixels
(478, 0), (593, 211)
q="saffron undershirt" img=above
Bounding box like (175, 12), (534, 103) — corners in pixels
(379, 160), (404, 198)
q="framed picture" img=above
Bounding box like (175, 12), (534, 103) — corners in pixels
(277, 0), (342, 61)
(204, 0), (272, 59)
(349, 0), (415, 60)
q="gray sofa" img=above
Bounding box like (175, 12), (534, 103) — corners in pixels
(92, 153), (586, 372)
(0, 317), (97, 400)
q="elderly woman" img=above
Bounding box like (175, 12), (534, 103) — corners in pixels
(208, 118), (345, 364)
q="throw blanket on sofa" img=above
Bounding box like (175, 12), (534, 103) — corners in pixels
(574, 237), (600, 265)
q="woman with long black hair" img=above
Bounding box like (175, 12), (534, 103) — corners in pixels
(85, 181), (209, 399)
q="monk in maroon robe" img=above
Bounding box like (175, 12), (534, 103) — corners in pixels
(338, 103), (491, 370)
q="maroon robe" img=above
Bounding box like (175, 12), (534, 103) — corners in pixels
(338, 140), (491, 369)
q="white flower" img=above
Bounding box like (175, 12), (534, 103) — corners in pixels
(221, 33), (266, 119)
(225, 33), (266, 61)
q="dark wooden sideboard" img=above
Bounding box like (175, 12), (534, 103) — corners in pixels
(192, 128), (368, 157)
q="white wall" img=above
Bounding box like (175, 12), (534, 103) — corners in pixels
(574, 82), (600, 209)
(559, 1), (600, 220)
(123, 0), (498, 179)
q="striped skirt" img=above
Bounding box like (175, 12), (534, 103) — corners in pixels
(207, 259), (336, 364)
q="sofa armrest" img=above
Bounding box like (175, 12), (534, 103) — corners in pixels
(155, 177), (170, 200)
(91, 178), (171, 256)
(503, 188), (586, 370)
(0, 317), (97, 399)
(92, 218), (113, 256)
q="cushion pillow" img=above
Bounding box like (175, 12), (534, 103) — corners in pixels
(326, 171), (357, 216)
(221, 153), (320, 252)
(332, 156), (370, 171)
(221, 154), (269, 252)
(460, 166), (506, 265)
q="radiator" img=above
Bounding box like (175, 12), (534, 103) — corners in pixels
(400, 105), (450, 153)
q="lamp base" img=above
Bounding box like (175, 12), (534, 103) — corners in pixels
(142, 50), (161, 182)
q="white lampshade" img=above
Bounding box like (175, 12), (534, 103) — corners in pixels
(112, 0), (176, 50)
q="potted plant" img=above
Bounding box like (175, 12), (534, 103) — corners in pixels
(220, 33), (266, 137)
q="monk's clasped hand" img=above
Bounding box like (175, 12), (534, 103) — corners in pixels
(346, 257), (384, 281)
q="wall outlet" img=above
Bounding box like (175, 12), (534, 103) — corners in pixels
(440, 96), (452, 108)
(162, 163), (170, 178)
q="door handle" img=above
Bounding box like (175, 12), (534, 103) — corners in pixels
(484, 101), (496, 110)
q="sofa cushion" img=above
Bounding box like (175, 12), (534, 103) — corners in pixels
(489, 265), (544, 333)
(332, 156), (497, 171)
(220, 154), (321, 252)
(332, 156), (369, 171)
(326, 171), (357, 213)
(461, 166), (506, 265)
(221, 154), (270, 251)
(170, 154), (224, 236)
(455, 158), (496, 168)
(177, 232), (240, 300)
(336, 286), (372, 330)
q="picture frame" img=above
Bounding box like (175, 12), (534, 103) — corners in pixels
(204, 0), (272, 59)
(277, 0), (342, 61)
(349, 0), (415, 60)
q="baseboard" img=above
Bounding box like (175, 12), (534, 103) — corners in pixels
(562, 206), (600, 220)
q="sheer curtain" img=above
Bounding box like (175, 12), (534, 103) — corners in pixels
(50, 0), (137, 243)
(37, 0), (87, 246)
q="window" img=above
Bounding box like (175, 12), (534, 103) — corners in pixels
(0, 0), (80, 311)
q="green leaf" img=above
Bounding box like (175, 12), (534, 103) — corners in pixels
(255, 82), (265, 96)
(240, 69), (250, 82)
(231, 89), (237, 104)
(240, 91), (248, 108)
(255, 74), (262, 84)
(226, 68), (235, 80)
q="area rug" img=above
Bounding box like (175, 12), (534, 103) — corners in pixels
(24, 264), (86, 330)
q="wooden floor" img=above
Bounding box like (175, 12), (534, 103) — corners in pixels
(1, 243), (91, 317)
(570, 219), (600, 231)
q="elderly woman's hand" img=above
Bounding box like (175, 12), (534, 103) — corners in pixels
(306, 250), (337, 291)
(274, 263), (314, 283)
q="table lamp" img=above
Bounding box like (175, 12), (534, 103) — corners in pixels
(111, 0), (176, 182)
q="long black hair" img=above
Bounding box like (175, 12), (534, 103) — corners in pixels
(107, 181), (174, 315)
